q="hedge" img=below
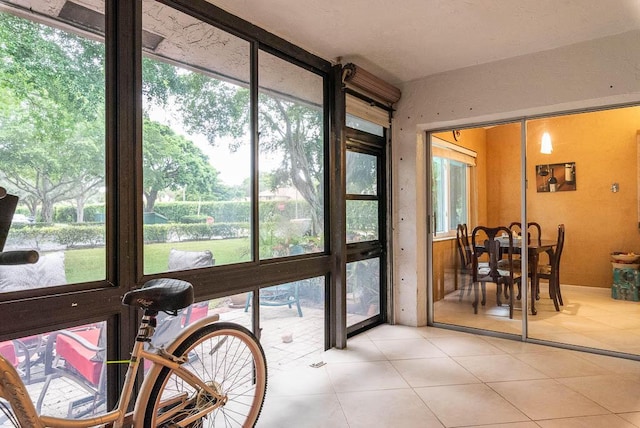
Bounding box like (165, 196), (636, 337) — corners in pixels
(7, 222), (251, 249)
(53, 200), (315, 224)
(27, 199), (376, 246)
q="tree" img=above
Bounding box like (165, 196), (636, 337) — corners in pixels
(142, 119), (222, 212)
(151, 64), (325, 233)
(0, 13), (105, 222)
(258, 95), (324, 233)
(0, 10), (325, 227)
(346, 151), (378, 195)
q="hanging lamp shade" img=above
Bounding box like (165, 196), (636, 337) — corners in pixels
(541, 132), (553, 154)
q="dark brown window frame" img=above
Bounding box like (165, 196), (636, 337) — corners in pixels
(0, 0), (342, 408)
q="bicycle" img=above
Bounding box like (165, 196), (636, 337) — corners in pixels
(0, 262), (267, 427)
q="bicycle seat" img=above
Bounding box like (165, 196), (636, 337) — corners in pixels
(122, 278), (194, 312)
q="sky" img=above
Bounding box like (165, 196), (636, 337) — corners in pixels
(146, 104), (280, 186)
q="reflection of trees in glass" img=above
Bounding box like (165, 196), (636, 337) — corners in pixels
(346, 152), (376, 195)
(0, 13), (105, 222)
(347, 258), (380, 315)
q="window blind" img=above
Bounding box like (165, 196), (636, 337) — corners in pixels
(432, 137), (477, 166)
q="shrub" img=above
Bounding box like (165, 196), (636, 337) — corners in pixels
(180, 215), (209, 224)
(143, 224), (172, 243)
(5, 220), (249, 248)
(55, 225), (105, 248)
(7, 226), (56, 250)
(53, 204), (106, 223)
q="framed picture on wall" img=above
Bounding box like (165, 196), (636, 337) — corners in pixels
(536, 162), (576, 193)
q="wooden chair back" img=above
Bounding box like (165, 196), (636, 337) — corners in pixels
(471, 225), (517, 282)
(456, 224), (472, 269)
(551, 224), (565, 271)
(471, 225), (520, 319)
(508, 221), (542, 244)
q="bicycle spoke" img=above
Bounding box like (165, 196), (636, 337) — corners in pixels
(144, 322), (266, 428)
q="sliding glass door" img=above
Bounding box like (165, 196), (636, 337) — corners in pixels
(525, 107), (640, 355)
(429, 124), (523, 336)
(429, 105), (640, 358)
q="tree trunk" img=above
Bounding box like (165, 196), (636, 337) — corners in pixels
(40, 200), (54, 223)
(145, 190), (158, 212)
(75, 198), (86, 223)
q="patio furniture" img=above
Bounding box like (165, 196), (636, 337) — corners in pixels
(0, 251), (67, 292)
(0, 251), (67, 385)
(244, 283), (303, 317)
(37, 325), (106, 418)
(168, 248), (213, 328)
(244, 245), (304, 317)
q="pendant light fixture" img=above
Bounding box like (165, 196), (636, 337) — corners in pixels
(541, 132), (553, 154)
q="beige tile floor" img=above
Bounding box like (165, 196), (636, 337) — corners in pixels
(434, 281), (640, 355)
(258, 324), (640, 428)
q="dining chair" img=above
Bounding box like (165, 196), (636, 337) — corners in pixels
(455, 224), (473, 301)
(535, 224), (565, 310)
(471, 225), (522, 318)
(456, 224), (490, 302)
(508, 221), (542, 244)
(505, 222), (542, 299)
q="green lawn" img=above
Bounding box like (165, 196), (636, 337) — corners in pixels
(63, 238), (251, 284)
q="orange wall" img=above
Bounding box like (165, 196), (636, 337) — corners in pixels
(486, 107), (640, 288)
(485, 123), (522, 227)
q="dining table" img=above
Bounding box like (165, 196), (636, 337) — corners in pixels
(487, 236), (557, 315)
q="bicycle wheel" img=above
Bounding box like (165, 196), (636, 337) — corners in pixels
(143, 322), (267, 428)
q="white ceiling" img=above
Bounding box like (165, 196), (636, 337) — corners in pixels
(207, 0), (640, 86)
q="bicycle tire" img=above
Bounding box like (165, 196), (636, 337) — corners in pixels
(142, 322), (267, 428)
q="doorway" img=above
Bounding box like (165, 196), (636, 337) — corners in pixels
(345, 127), (388, 334)
(428, 105), (640, 358)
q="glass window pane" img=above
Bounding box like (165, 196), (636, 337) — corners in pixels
(258, 50), (324, 259)
(141, 2), (251, 274)
(432, 158), (446, 234)
(449, 160), (467, 230)
(197, 278), (326, 370)
(346, 152), (377, 195)
(346, 258), (380, 326)
(0, 4), (106, 291)
(432, 124), (522, 336)
(433, 157), (468, 236)
(257, 277), (325, 370)
(17, 321), (107, 419)
(346, 200), (378, 243)
(346, 114), (384, 137)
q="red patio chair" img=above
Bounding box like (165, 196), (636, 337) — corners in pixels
(0, 340), (17, 367)
(36, 325), (106, 418)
